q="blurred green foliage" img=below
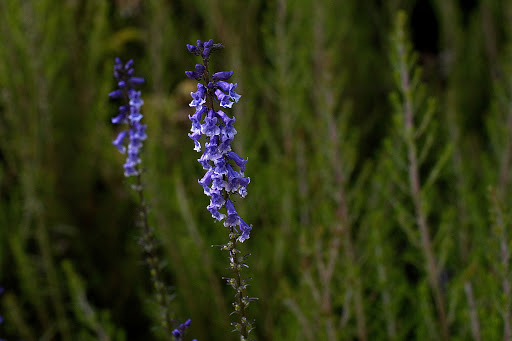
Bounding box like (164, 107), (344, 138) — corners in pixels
(1, 0), (512, 340)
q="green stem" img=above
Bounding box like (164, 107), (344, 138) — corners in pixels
(134, 172), (175, 339)
(395, 17), (449, 339)
(224, 228), (253, 340)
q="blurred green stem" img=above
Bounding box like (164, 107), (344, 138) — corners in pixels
(135, 173), (174, 340)
(395, 12), (449, 341)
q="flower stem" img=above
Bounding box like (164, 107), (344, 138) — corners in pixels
(224, 228), (254, 340)
(134, 173), (175, 339)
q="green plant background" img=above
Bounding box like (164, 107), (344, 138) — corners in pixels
(1, 0), (511, 340)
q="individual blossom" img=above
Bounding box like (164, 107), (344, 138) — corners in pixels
(109, 58), (147, 177)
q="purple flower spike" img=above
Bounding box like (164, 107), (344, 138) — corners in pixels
(185, 40), (252, 241)
(109, 58), (147, 177)
(186, 40), (254, 339)
(172, 318), (196, 341)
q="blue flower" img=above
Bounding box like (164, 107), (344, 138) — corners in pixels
(190, 84), (206, 107)
(212, 71), (233, 81)
(238, 218), (252, 243)
(214, 89), (233, 108)
(109, 58), (146, 177)
(172, 329), (182, 339)
(215, 81), (241, 104)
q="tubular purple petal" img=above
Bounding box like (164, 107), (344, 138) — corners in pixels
(224, 199), (240, 227)
(215, 80), (231, 92)
(208, 204), (225, 221)
(227, 151), (248, 171)
(211, 172), (225, 190)
(212, 71), (234, 81)
(113, 130), (128, 153)
(190, 84), (206, 107)
(215, 89), (233, 108)
(129, 77), (145, 85)
(229, 83), (241, 102)
(108, 89), (123, 99)
(237, 218), (252, 242)
(111, 113), (126, 124)
(199, 169), (214, 187)
(214, 157), (228, 175)
(204, 39), (213, 48)
(210, 190), (225, 207)
(125, 59), (134, 69)
(195, 64), (205, 73)
(185, 71), (201, 80)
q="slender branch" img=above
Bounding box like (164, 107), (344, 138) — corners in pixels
(464, 282), (482, 341)
(395, 15), (449, 340)
(311, 3), (367, 339)
(134, 173), (175, 339)
(225, 229), (252, 340)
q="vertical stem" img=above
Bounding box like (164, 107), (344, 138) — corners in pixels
(227, 230), (251, 340)
(200, 48), (253, 340)
(36, 221), (72, 341)
(312, 3), (367, 339)
(397, 36), (450, 341)
(501, 233), (512, 341)
(490, 191), (512, 341)
(434, 1), (482, 337)
(464, 282), (482, 341)
(134, 173), (174, 339)
(375, 234), (397, 339)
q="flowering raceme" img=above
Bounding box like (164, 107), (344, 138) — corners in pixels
(109, 58), (147, 177)
(186, 39), (252, 242)
(186, 39), (256, 338)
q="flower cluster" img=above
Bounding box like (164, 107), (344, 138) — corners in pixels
(172, 318), (197, 341)
(109, 58), (147, 177)
(186, 39), (252, 242)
